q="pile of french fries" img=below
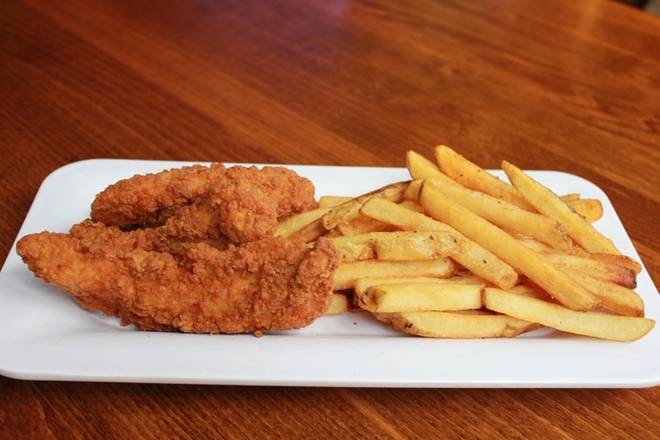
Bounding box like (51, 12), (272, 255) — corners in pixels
(276, 146), (655, 341)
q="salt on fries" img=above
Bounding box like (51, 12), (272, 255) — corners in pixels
(294, 146), (654, 341)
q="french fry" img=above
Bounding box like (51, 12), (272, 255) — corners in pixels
(403, 179), (423, 201)
(435, 145), (534, 211)
(517, 237), (554, 253)
(568, 271), (644, 317)
(506, 284), (552, 300)
(332, 231), (456, 262)
(372, 231), (457, 261)
(447, 272), (491, 284)
(420, 184), (598, 311)
(544, 253), (636, 288)
(322, 181), (407, 230)
(360, 198), (518, 289)
(362, 197), (441, 231)
(318, 195), (351, 208)
(483, 288), (654, 342)
(275, 207), (331, 238)
(426, 178), (573, 250)
(518, 238), (638, 285)
(450, 310), (493, 315)
(359, 283), (484, 313)
(560, 193), (580, 202)
(331, 234), (376, 262)
(354, 276), (482, 297)
(337, 215), (395, 236)
(290, 217), (328, 243)
(324, 293), (350, 315)
(376, 311), (537, 338)
(589, 253), (642, 275)
(503, 161), (619, 254)
(333, 259), (456, 290)
(291, 182), (407, 242)
(398, 200), (425, 213)
(407, 150), (458, 185)
(566, 198), (603, 223)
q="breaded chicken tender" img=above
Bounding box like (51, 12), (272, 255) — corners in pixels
(17, 221), (338, 333)
(91, 165), (317, 244)
(91, 164), (223, 229)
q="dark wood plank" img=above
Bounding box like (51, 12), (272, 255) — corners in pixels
(1, 0), (659, 438)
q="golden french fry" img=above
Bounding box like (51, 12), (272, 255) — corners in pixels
(451, 310), (493, 315)
(373, 231), (457, 261)
(290, 217), (328, 243)
(521, 232), (640, 275)
(588, 253), (642, 275)
(322, 182), (407, 231)
(333, 259), (455, 290)
(360, 198), (518, 289)
(362, 197), (440, 230)
(435, 145), (534, 211)
(359, 283), (483, 313)
(318, 195), (351, 208)
(403, 179), (423, 201)
(293, 183), (406, 242)
(502, 161), (619, 254)
(331, 234), (376, 262)
(337, 215), (395, 236)
(426, 178), (573, 250)
(566, 198), (603, 223)
(517, 237), (554, 253)
(544, 253), (636, 288)
(420, 184), (597, 311)
(398, 200), (425, 213)
(324, 293), (350, 315)
(505, 284), (552, 300)
(447, 272), (491, 285)
(483, 288), (654, 342)
(354, 276), (482, 297)
(567, 272), (644, 317)
(377, 311), (537, 338)
(275, 207), (331, 238)
(518, 239), (638, 285)
(332, 231), (455, 262)
(560, 193), (580, 202)
(407, 150), (458, 185)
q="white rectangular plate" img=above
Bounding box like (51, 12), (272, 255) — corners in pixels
(1, 159), (658, 387)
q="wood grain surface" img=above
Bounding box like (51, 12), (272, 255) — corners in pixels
(1, 0), (659, 438)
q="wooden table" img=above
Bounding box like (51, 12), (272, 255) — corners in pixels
(1, 0), (659, 437)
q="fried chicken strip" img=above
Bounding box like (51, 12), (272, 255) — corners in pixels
(91, 164), (223, 228)
(17, 221), (338, 333)
(91, 165), (317, 243)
